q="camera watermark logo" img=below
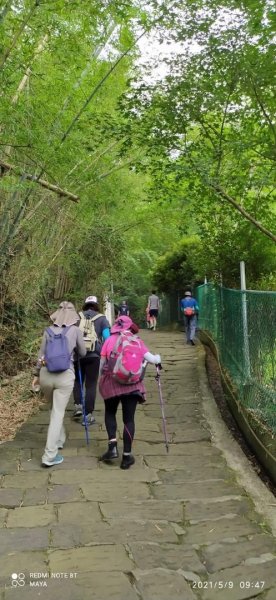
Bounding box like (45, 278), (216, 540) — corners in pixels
(11, 573), (26, 587)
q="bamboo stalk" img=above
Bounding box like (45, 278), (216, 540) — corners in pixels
(0, 1), (40, 71)
(0, 160), (79, 202)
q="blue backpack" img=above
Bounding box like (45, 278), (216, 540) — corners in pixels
(44, 326), (71, 373)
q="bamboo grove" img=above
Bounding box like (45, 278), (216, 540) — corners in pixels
(0, 0), (275, 373)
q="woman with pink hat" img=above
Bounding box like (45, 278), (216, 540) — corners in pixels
(99, 316), (161, 469)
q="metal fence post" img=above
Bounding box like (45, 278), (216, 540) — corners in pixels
(240, 261), (251, 379)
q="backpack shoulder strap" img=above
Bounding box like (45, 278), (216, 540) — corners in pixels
(61, 325), (70, 336)
(91, 313), (103, 322)
(112, 332), (123, 353)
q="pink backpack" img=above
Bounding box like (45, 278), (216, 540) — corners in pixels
(108, 332), (146, 385)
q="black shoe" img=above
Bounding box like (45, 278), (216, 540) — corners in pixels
(100, 443), (118, 461)
(190, 340), (195, 346)
(120, 454), (135, 470)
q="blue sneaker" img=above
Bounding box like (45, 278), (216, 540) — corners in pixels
(42, 454), (64, 468)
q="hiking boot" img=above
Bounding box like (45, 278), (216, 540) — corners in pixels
(42, 454), (64, 468)
(120, 453), (135, 470)
(82, 413), (96, 426)
(73, 404), (82, 419)
(100, 442), (119, 461)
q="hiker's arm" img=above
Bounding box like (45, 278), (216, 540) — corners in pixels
(33, 332), (47, 380)
(102, 328), (110, 340)
(144, 351), (161, 365)
(76, 329), (87, 358)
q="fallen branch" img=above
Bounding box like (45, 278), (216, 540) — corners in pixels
(0, 160), (79, 202)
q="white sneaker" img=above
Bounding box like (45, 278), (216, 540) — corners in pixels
(42, 454), (64, 468)
(73, 404), (82, 419)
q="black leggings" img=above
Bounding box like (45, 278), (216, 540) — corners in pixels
(73, 356), (100, 414)
(104, 395), (139, 453)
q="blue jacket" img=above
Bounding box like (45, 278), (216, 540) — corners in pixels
(180, 297), (199, 314)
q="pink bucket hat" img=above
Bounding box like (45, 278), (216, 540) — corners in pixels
(111, 316), (138, 334)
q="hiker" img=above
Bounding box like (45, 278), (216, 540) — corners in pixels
(73, 295), (110, 425)
(99, 316), (161, 469)
(118, 300), (130, 317)
(180, 290), (199, 346)
(32, 301), (86, 467)
(147, 290), (160, 330)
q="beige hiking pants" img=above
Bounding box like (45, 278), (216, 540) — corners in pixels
(40, 367), (75, 462)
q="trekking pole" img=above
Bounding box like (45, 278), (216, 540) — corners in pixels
(155, 365), (169, 453)
(77, 358), (89, 445)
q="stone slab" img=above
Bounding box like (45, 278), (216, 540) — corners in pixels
(0, 526), (49, 555)
(185, 499), (252, 522)
(57, 501), (101, 523)
(135, 422), (160, 432)
(173, 429), (211, 442)
(50, 466), (158, 483)
(0, 550), (48, 582)
(19, 458), (44, 471)
(0, 507), (7, 526)
(48, 545), (133, 572)
(135, 441), (221, 457)
(50, 469), (100, 485)
(0, 461), (19, 475)
(68, 431), (108, 440)
(2, 471), (49, 488)
(184, 516), (260, 545)
(47, 484), (84, 504)
(50, 519), (178, 548)
(7, 505), (56, 528)
(100, 500), (183, 522)
(130, 542), (206, 573)
(96, 466), (159, 482)
(202, 534), (276, 572)
(22, 487), (48, 506)
(146, 455), (225, 470)
(153, 481), (242, 501)
(81, 481), (150, 502)
(77, 446), (101, 457)
(134, 569), (197, 600)
(0, 488), (23, 508)
(20, 456), (98, 470)
(202, 559), (276, 600)
(159, 467), (226, 484)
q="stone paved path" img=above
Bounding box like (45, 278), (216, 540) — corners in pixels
(1, 332), (276, 599)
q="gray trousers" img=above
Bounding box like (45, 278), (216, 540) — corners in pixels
(184, 315), (197, 342)
(39, 367), (75, 462)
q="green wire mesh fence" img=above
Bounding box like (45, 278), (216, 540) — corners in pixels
(197, 283), (276, 432)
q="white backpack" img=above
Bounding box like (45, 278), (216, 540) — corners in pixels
(79, 312), (102, 351)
